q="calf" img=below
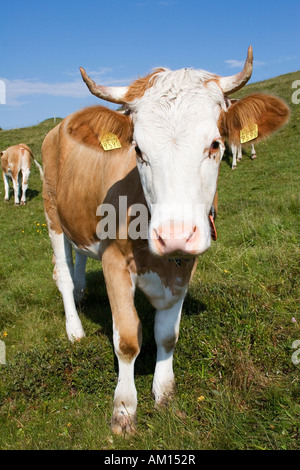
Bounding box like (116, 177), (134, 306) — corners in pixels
(1, 143), (43, 205)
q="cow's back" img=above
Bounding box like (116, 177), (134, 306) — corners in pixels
(1, 144), (31, 174)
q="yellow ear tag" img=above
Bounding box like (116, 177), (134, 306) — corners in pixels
(240, 123), (258, 144)
(100, 133), (122, 151)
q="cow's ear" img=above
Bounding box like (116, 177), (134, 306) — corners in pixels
(218, 93), (290, 145)
(68, 106), (133, 150)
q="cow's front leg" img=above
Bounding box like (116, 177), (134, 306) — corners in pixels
(50, 230), (85, 341)
(153, 297), (185, 406)
(102, 247), (142, 435)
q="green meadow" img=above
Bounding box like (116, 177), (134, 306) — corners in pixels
(0, 71), (299, 450)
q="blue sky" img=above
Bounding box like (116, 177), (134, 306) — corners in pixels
(0, 0), (299, 129)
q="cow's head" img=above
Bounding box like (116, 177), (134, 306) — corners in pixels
(80, 47), (289, 258)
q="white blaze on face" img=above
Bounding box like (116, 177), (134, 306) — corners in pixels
(131, 68), (226, 257)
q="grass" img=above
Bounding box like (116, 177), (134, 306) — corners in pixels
(0, 72), (299, 450)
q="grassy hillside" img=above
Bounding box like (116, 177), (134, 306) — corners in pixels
(0, 72), (299, 450)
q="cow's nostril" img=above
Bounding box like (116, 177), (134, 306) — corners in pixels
(186, 226), (197, 243)
(153, 229), (166, 247)
(151, 224), (201, 257)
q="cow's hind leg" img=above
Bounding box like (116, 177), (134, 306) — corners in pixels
(102, 246), (142, 435)
(74, 251), (87, 304)
(153, 297), (185, 406)
(231, 144), (237, 169)
(251, 143), (257, 160)
(12, 173), (21, 205)
(237, 145), (242, 162)
(3, 173), (10, 201)
(50, 229), (85, 341)
(20, 168), (30, 205)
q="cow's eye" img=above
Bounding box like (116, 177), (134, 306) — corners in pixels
(135, 145), (142, 156)
(135, 146), (148, 165)
(209, 140), (222, 159)
(210, 141), (220, 151)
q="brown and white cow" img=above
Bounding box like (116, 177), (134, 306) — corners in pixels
(226, 98), (257, 168)
(42, 46), (289, 434)
(1, 143), (43, 205)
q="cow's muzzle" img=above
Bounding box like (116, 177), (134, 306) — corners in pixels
(150, 222), (210, 258)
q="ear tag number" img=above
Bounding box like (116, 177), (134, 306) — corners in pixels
(100, 133), (122, 151)
(240, 123), (258, 144)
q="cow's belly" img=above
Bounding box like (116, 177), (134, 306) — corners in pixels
(136, 271), (188, 311)
(72, 241), (102, 260)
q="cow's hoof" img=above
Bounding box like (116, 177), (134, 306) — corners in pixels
(111, 411), (137, 436)
(232, 166), (237, 170)
(152, 376), (175, 409)
(20, 201), (26, 206)
(14, 202), (20, 206)
(251, 154), (257, 160)
(66, 321), (86, 342)
(4, 198), (9, 202)
(155, 394), (173, 408)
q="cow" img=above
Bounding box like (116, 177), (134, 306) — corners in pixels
(1, 143), (43, 205)
(42, 46), (289, 434)
(226, 98), (257, 169)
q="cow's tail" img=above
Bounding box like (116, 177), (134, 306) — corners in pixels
(32, 158), (44, 180)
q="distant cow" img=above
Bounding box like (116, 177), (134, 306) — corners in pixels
(1, 143), (43, 205)
(225, 98), (257, 169)
(42, 46), (289, 434)
(230, 142), (257, 169)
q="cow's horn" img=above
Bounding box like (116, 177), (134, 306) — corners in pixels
(219, 46), (253, 95)
(80, 67), (129, 104)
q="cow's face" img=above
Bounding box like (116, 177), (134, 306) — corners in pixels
(130, 69), (226, 257)
(80, 47), (254, 258)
